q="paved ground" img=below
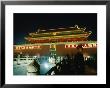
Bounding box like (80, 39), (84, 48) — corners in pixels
(85, 65), (97, 75)
(13, 61), (55, 75)
(14, 62), (97, 75)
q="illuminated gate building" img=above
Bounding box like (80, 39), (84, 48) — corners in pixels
(14, 25), (97, 58)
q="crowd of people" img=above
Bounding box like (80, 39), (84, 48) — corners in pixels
(46, 45), (85, 75)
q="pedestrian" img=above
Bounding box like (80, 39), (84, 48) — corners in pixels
(74, 44), (85, 75)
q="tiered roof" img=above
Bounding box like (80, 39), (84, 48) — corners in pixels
(25, 25), (92, 43)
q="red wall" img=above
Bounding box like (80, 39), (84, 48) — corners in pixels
(14, 44), (97, 56)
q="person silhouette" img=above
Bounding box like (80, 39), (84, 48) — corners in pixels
(74, 44), (85, 75)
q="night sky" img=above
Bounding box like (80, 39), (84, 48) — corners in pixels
(14, 13), (97, 45)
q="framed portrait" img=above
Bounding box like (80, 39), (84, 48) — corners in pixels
(1, 0), (109, 88)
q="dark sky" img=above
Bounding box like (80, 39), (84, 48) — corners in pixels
(14, 13), (97, 45)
